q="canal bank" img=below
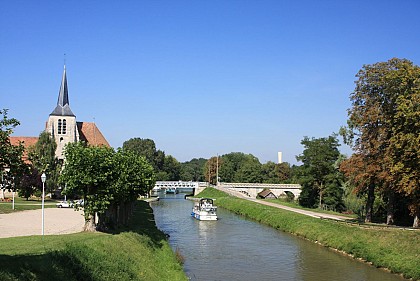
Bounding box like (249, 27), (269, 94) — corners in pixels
(195, 188), (419, 280)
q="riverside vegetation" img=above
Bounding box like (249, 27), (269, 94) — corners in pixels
(0, 200), (188, 281)
(197, 188), (420, 280)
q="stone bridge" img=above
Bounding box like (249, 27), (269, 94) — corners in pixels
(218, 182), (301, 199)
(153, 181), (301, 198)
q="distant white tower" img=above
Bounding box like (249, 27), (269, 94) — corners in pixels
(278, 152), (283, 164)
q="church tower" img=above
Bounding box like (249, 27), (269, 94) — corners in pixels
(46, 65), (79, 160)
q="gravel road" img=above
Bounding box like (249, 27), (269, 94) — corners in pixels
(0, 208), (84, 238)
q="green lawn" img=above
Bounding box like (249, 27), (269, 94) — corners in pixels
(0, 197), (57, 214)
(0, 200), (188, 281)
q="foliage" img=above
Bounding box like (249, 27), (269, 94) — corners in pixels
(60, 142), (155, 230)
(197, 188), (420, 280)
(204, 152), (292, 184)
(122, 138), (165, 171)
(340, 58), (420, 227)
(28, 131), (61, 194)
(296, 135), (345, 211)
(204, 156), (221, 185)
(0, 201), (187, 281)
(0, 109), (27, 192)
(180, 158), (206, 181)
(158, 155), (181, 181)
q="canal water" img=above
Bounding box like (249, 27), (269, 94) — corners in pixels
(150, 193), (405, 281)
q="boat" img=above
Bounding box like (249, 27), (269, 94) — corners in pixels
(191, 198), (218, 221)
(165, 188), (178, 194)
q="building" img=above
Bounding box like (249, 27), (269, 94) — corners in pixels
(257, 189), (277, 199)
(10, 65), (110, 161)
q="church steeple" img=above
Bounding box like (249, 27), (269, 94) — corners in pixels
(50, 65), (75, 117)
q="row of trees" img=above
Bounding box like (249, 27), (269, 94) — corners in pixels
(2, 58), (419, 228)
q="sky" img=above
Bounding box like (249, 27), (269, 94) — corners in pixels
(1, 1), (420, 164)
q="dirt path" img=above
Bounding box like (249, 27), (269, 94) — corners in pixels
(214, 186), (351, 221)
(0, 208), (85, 238)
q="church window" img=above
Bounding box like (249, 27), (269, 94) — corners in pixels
(63, 119), (67, 134)
(58, 119), (62, 134)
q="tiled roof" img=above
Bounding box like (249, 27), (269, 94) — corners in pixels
(258, 189), (276, 198)
(9, 136), (39, 163)
(77, 122), (110, 147)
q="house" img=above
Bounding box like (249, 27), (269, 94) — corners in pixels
(257, 189), (277, 199)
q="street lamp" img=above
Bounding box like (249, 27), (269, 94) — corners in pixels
(41, 173), (46, 236)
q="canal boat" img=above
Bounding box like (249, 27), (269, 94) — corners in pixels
(165, 188), (178, 194)
(191, 198), (218, 221)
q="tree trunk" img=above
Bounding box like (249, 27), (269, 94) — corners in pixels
(83, 213), (96, 232)
(386, 190), (395, 225)
(365, 182), (375, 223)
(413, 207), (420, 228)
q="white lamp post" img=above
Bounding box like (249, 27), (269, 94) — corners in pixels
(41, 173), (47, 236)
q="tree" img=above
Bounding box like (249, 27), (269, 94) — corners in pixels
(60, 142), (116, 231)
(180, 158), (206, 181)
(218, 152), (262, 183)
(341, 58), (420, 226)
(60, 142), (155, 231)
(28, 131), (61, 195)
(296, 135), (344, 210)
(261, 161), (291, 184)
(160, 155), (181, 181)
(122, 138), (165, 170)
(204, 156), (222, 185)
(0, 109), (26, 194)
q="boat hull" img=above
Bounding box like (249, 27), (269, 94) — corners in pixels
(191, 210), (217, 221)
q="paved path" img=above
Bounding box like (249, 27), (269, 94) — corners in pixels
(0, 208), (85, 238)
(214, 186), (350, 221)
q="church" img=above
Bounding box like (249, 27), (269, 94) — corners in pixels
(10, 65), (110, 161)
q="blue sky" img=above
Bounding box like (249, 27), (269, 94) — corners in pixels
(1, 1), (419, 164)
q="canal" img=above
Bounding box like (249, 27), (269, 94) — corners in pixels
(150, 193), (405, 281)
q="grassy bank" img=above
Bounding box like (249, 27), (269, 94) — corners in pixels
(0, 200), (187, 281)
(0, 197), (57, 214)
(198, 188), (420, 280)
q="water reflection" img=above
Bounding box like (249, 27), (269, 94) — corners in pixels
(151, 194), (405, 281)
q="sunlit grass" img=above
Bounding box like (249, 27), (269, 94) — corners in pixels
(0, 197), (57, 213)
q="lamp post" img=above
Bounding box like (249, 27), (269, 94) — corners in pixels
(41, 173), (46, 236)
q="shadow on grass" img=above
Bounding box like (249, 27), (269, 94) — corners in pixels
(0, 252), (94, 281)
(104, 200), (167, 248)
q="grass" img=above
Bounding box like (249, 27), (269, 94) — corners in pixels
(198, 187), (420, 280)
(264, 198), (358, 219)
(0, 197), (58, 214)
(0, 200), (188, 281)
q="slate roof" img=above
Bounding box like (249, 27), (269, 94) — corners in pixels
(50, 65), (75, 117)
(77, 122), (110, 147)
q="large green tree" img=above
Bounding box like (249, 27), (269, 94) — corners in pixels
(180, 158), (206, 181)
(0, 109), (27, 193)
(341, 58), (420, 226)
(296, 135), (344, 211)
(122, 138), (165, 171)
(60, 142), (155, 231)
(28, 131), (61, 195)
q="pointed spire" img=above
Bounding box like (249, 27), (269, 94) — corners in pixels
(50, 65), (75, 116)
